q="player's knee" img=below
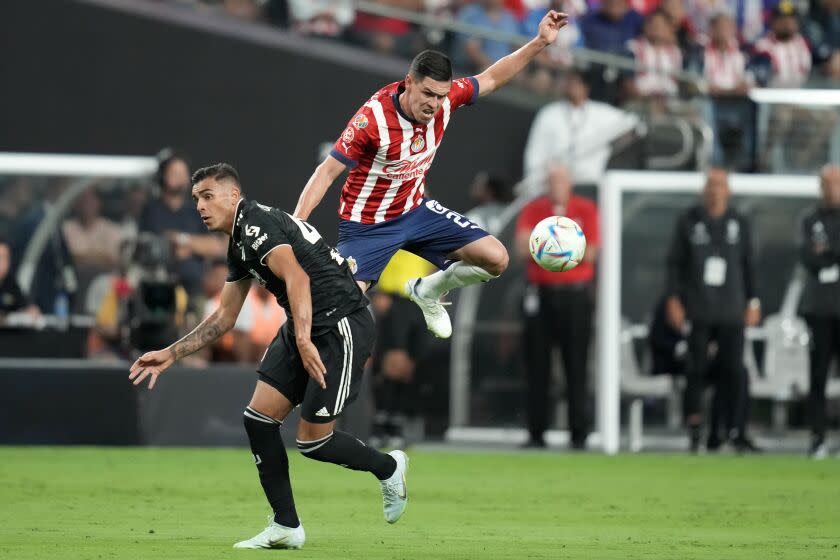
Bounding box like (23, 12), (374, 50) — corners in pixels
(296, 420), (334, 444)
(484, 242), (509, 277)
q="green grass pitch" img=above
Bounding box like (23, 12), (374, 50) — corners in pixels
(1, 447), (838, 559)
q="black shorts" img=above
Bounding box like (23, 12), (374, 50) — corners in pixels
(257, 307), (374, 423)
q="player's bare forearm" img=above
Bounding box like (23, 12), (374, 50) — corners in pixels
(167, 309), (235, 361)
(476, 10), (566, 96)
(287, 272), (313, 345)
(294, 156), (346, 220)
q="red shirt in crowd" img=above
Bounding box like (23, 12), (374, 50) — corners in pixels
(516, 194), (600, 286)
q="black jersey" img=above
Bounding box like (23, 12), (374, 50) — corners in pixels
(226, 199), (368, 336)
(665, 205), (757, 325)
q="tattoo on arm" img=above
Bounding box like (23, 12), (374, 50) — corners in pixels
(168, 311), (230, 361)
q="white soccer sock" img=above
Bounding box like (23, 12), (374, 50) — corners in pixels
(415, 262), (497, 300)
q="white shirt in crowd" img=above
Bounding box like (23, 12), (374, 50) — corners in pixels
(753, 33), (812, 88)
(523, 100), (639, 186)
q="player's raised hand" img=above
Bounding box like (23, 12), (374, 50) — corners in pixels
(537, 10), (568, 45)
(297, 339), (327, 389)
(128, 349), (175, 390)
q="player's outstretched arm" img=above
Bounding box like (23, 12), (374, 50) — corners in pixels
(475, 10), (568, 97)
(128, 279), (250, 389)
(293, 155), (347, 221)
(264, 245), (328, 389)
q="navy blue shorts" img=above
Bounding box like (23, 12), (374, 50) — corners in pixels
(337, 199), (490, 282)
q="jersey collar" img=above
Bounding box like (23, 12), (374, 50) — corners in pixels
(392, 82), (421, 125)
(231, 198), (246, 242)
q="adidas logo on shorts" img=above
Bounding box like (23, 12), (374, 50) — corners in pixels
(315, 407), (330, 417)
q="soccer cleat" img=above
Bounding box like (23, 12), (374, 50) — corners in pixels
(406, 279), (452, 339)
(380, 450), (409, 524)
(809, 438), (828, 460)
(232, 518), (305, 549)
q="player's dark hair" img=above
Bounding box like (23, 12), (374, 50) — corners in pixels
(192, 163), (241, 188)
(409, 50), (452, 82)
(0, 235), (9, 248)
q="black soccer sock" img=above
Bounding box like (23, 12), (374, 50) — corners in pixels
(297, 431), (397, 481)
(243, 407), (300, 528)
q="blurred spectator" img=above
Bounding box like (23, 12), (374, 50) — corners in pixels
(10, 178), (77, 315)
(660, 0), (695, 54)
(63, 187), (123, 270)
(287, 0), (355, 37)
(797, 164), (840, 459)
(139, 153), (225, 298)
(515, 164), (599, 450)
(625, 10), (683, 100)
(692, 12), (756, 170)
(465, 172), (513, 233)
(664, 168), (760, 453)
(754, 3), (836, 170)
(753, 3), (811, 88)
(523, 0), (585, 69)
(684, 1), (768, 45)
(523, 69), (639, 185)
(580, 0), (643, 53)
(0, 178), (34, 237)
(247, 285), (286, 362)
(0, 237), (40, 321)
(455, 0), (521, 72)
(806, 0), (840, 81)
(120, 183), (149, 243)
(350, 1), (422, 56)
(201, 259), (253, 362)
(221, 0), (263, 20)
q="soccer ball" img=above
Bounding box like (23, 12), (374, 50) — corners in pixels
(528, 216), (586, 272)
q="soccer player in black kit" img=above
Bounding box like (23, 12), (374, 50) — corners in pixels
(128, 163), (408, 550)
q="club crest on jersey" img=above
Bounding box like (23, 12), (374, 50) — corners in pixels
(346, 256), (358, 274)
(410, 135), (425, 154)
(342, 127), (355, 144)
(352, 113), (368, 129)
(245, 225), (261, 237)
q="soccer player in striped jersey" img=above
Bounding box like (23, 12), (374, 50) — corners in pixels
(294, 10), (568, 338)
(129, 164), (408, 550)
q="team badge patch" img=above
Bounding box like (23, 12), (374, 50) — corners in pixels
(410, 134), (425, 153)
(352, 113), (368, 129)
(346, 256), (358, 274)
(342, 126), (355, 144)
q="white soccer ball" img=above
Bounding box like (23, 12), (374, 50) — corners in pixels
(528, 216), (587, 272)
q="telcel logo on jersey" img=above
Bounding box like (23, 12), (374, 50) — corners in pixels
(382, 152), (435, 180)
(251, 233), (268, 250)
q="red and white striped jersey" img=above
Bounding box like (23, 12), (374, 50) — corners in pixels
(627, 38), (683, 96)
(330, 77), (479, 224)
(703, 41), (750, 91)
(753, 33), (812, 88)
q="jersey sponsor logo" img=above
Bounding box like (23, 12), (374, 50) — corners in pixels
(410, 134), (425, 154)
(382, 152), (435, 180)
(256, 203), (273, 212)
(342, 126), (355, 144)
(352, 113), (368, 129)
(425, 199), (481, 229)
(245, 225), (261, 237)
(251, 233), (268, 250)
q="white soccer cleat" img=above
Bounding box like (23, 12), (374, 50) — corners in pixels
(406, 279), (452, 339)
(232, 518), (305, 549)
(380, 450), (409, 524)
